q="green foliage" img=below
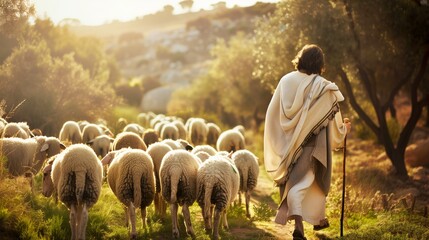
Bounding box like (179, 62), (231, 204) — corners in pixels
(0, 0), (35, 37)
(252, 203), (276, 221)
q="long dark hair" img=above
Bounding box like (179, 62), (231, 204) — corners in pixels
(292, 44), (325, 75)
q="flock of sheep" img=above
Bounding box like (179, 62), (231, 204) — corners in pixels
(0, 112), (260, 240)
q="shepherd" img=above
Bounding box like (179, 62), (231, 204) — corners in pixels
(264, 44), (352, 240)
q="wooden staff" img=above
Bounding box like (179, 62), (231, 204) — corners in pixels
(340, 134), (347, 237)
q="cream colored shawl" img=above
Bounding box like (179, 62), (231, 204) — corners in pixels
(264, 71), (346, 184)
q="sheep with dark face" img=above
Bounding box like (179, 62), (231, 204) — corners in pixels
(42, 144), (103, 240)
(160, 149), (200, 238)
(101, 149), (155, 238)
(231, 149), (259, 218)
(196, 154), (240, 240)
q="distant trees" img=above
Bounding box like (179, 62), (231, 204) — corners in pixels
(0, 0), (35, 36)
(0, 15), (121, 135)
(254, 0), (429, 178)
(179, 0), (194, 12)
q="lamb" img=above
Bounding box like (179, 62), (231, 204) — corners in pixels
(196, 155), (240, 240)
(1, 136), (65, 176)
(187, 118), (208, 146)
(207, 123), (221, 146)
(87, 135), (114, 158)
(113, 131), (147, 151)
(159, 149), (201, 238)
(142, 128), (159, 147)
(160, 123), (179, 140)
(59, 120), (82, 144)
(216, 129), (245, 153)
(42, 144), (103, 240)
(146, 142), (173, 217)
(101, 149), (155, 238)
(1, 122), (32, 138)
(231, 149), (259, 218)
(82, 123), (102, 144)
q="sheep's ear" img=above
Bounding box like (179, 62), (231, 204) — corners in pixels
(101, 151), (115, 166)
(60, 143), (66, 150)
(40, 143), (49, 152)
(185, 145), (193, 151)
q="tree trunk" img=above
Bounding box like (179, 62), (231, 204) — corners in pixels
(387, 150), (408, 179)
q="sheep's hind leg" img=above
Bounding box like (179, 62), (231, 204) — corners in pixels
(141, 206), (148, 228)
(182, 203), (195, 238)
(78, 203), (88, 240)
(213, 208), (222, 240)
(70, 204), (77, 240)
(171, 203), (180, 238)
(128, 202), (137, 239)
(245, 190), (251, 218)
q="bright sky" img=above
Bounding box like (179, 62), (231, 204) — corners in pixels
(33, 0), (279, 26)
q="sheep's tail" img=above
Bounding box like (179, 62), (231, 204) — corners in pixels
(169, 167), (182, 203)
(133, 171), (142, 207)
(75, 171), (86, 205)
(241, 167), (248, 192)
(203, 180), (214, 219)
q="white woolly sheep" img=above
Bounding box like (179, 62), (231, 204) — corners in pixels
(160, 149), (201, 238)
(187, 118), (208, 146)
(216, 129), (245, 153)
(207, 123), (221, 146)
(146, 142), (173, 217)
(162, 139), (193, 151)
(1, 136), (65, 176)
(160, 123), (179, 140)
(82, 123), (103, 144)
(1, 122), (32, 138)
(233, 125), (245, 137)
(113, 131), (147, 151)
(101, 149), (155, 238)
(142, 128), (159, 147)
(172, 120), (187, 140)
(42, 144), (103, 240)
(191, 145), (217, 156)
(195, 151), (211, 162)
(123, 123), (145, 137)
(78, 120), (90, 132)
(59, 121), (82, 145)
(197, 155), (240, 240)
(87, 135), (114, 158)
(231, 149), (259, 218)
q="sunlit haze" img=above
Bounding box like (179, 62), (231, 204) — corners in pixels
(33, 0), (279, 26)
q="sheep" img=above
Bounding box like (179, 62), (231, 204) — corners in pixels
(42, 144), (103, 240)
(1, 122), (32, 138)
(231, 149), (259, 218)
(87, 135), (114, 158)
(146, 142), (173, 217)
(0, 136), (65, 176)
(233, 125), (245, 137)
(195, 151), (211, 162)
(191, 144), (217, 156)
(162, 139), (193, 151)
(101, 149), (155, 238)
(137, 112), (152, 128)
(172, 120), (187, 140)
(78, 120), (90, 132)
(207, 123), (221, 146)
(187, 118), (208, 146)
(31, 128), (43, 136)
(82, 123), (102, 144)
(142, 128), (159, 147)
(160, 123), (179, 140)
(196, 155), (240, 240)
(123, 123), (145, 137)
(59, 120), (82, 145)
(159, 149), (201, 238)
(113, 132), (147, 151)
(216, 129), (245, 153)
